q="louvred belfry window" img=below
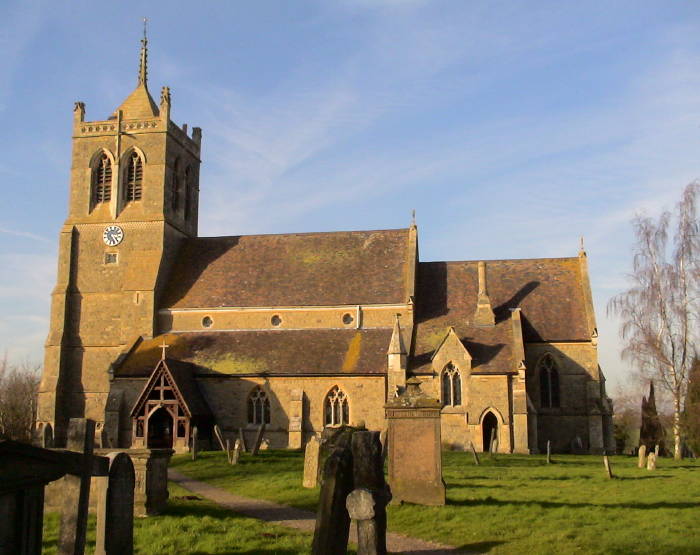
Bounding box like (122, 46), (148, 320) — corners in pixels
(125, 151), (143, 201)
(93, 153), (112, 205)
(324, 386), (349, 427)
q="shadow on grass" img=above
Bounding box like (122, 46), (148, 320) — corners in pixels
(406, 540), (506, 554)
(447, 497), (699, 510)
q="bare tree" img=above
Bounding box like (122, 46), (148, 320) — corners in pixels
(0, 355), (41, 443)
(608, 182), (699, 459)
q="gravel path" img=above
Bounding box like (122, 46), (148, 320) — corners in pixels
(169, 469), (467, 554)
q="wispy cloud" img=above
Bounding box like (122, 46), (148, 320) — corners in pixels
(0, 225), (52, 244)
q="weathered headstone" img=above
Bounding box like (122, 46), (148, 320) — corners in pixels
(603, 455), (613, 479)
(646, 452), (657, 471)
(546, 440), (552, 464)
(469, 441), (480, 465)
(638, 444), (647, 468)
(95, 452), (135, 555)
(311, 447), (353, 555)
(654, 444), (660, 457)
(42, 423), (54, 449)
(251, 424), (266, 456)
(213, 425), (226, 452)
(191, 427), (198, 461)
(349, 431), (389, 555)
(238, 428), (247, 453)
(385, 377), (445, 506)
(303, 436), (321, 488)
(59, 418), (95, 555)
(379, 429), (387, 462)
(260, 438), (270, 451)
(226, 439), (232, 464)
(231, 441), (242, 465)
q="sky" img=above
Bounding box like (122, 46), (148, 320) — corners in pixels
(1, 0), (699, 393)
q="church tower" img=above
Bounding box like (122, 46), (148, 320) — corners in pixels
(37, 28), (202, 444)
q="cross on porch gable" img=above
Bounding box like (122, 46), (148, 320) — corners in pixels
(160, 338), (169, 360)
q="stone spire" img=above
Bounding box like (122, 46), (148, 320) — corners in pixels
(138, 17), (148, 87)
(473, 261), (495, 327)
(387, 314), (407, 355)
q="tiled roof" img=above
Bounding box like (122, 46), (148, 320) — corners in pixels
(115, 329), (393, 377)
(410, 257), (590, 373)
(162, 229), (411, 308)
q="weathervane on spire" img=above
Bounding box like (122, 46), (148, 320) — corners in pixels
(138, 17), (149, 87)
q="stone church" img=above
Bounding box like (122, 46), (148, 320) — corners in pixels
(37, 36), (614, 455)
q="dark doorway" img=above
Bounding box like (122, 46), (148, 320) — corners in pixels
(147, 407), (173, 448)
(482, 412), (498, 452)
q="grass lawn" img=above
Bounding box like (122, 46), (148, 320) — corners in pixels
(41, 481), (313, 554)
(171, 450), (700, 554)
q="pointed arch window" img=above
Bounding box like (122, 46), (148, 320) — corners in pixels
(247, 386), (270, 425)
(441, 363), (462, 407)
(184, 166), (192, 220)
(538, 353), (560, 408)
(324, 386), (349, 427)
(92, 153), (112, 206)
(171, 158), (181, 211)
(124, 151), (143, 202)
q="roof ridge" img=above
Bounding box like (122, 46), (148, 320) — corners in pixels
(195, 227), (410, 240)
(420, 256), (580, 264)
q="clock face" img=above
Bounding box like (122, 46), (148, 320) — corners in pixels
(103, 225), (124, 247)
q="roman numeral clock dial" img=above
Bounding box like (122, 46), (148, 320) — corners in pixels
(103, 225), (124, 247)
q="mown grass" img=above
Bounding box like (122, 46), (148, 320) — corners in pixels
(171, 450), (700, 554)
(42, 481), (312, 554)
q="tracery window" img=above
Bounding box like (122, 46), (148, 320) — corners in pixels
(125, 151), (143, 202)
(171, 158), (181, 211)
(441, 363), (462, 407)
(247, 386), (270, 425)
(538, 353), (560, 408)
(92, 153), (112, 205)
(324, 386), (349, 427)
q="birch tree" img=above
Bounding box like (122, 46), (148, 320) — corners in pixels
(608, 182), (699, 459)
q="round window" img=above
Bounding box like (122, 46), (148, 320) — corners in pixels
(342, 313), (354, 325)
(271, 315), (282, 326)
(202, 316), (213, 328)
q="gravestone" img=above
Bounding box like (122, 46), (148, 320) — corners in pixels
(95, 452), (135, 555)
(349, 431), (389, 555)
(638, 444), (647, 468)
(128, 449), (173, 516)
(379, 429), (387, 462)
(191, 427), (198, 461)
(59, 418), (95, 555)
(603, 455), (613, 479)
(238, 428), (247, 452)
(654, 444), (660, 457)
(260, 439), (270, 450)
(231, 441), (242, 465)
(646, 452), (657, 471)
(489, 428), (497, 458)
(213, 425), (226, 452)
(385, 377), (445, 506)
(226, 439), (232, 464)
(546, 440), (552, 464)
(251, 424), (266, 456)
(311, 447), (353, 555)
(469, 441), (480, 465)
(288, 389), (304, 449)
(42, 424), (54, 449)
(303, 436), (321, 488)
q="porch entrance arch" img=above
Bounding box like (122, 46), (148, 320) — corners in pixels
(482, 411), (498, 452)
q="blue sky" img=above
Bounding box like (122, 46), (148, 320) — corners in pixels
(1, 0), (699, 392)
